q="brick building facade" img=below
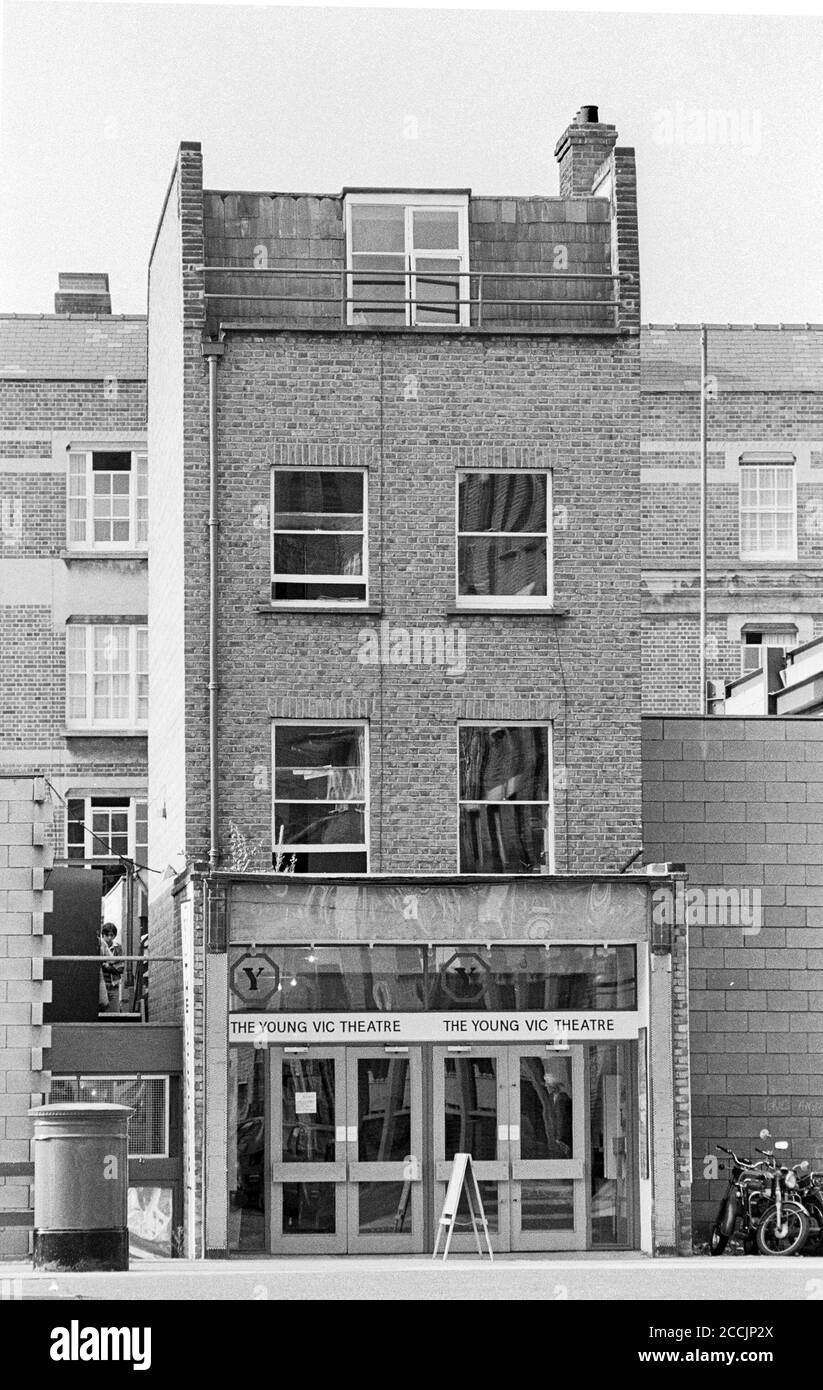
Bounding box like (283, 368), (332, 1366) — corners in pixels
(0, 279), (148, 879)
(146, 108), (691, 1257)
(641, 325), (823, 713)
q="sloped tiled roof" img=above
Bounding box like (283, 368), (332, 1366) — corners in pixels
(642, 325), (823, 393)
(0, 315), (147, 381)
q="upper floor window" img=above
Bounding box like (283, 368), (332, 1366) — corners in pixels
(66, 795), (148, 866)
(739, 459), (795, 561)
(740, 625), (798, 675)
(457, 471), (552, 607)
(66, 623), (148, 730)
(67, 449), (148, 552)
(458, 723), (553, 874)
(271, 468), (367, 604)
(272, 721), (368, 873)
(346, 194), (469, 327)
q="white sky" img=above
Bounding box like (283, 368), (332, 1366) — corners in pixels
(0, 0), (821, 321)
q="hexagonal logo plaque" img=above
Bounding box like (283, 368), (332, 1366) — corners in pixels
(439, 951), (490, 1005)
(230, 952), (280, 1008)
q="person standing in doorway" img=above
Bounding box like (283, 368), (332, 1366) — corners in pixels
(99, 922), (125, 1013)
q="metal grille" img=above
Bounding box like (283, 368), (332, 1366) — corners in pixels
(49, 1075), (169, 1157)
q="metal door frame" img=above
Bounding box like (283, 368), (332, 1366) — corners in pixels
(432, 1044), (511, 1252)
(508, 1044), (586, 1251)
(346, 1046), (424, 1253)
(270, 1047), (347, 1254)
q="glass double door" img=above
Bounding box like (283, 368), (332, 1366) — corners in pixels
(271, 1047), (424, 1254)
(434, 1045), (586, 1252)
(269, 1042), (633, 1253)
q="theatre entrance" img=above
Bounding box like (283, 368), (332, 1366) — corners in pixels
(266, 1041), (637, 1254)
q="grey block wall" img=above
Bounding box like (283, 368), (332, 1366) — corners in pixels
(642, 715), (823, 1238)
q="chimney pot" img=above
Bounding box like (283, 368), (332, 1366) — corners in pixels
(554, 107), (618, 198)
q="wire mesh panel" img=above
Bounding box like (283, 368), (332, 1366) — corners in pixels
(49, 1075), (169, 1157)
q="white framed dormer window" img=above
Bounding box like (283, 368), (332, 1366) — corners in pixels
(272, 720), (368, 873)
(456, 470), (552, 608)
(458, 722), (554, 874)
(345, 193), (469, 327)
(739, 457), (796, 561)
(67, 448), (148, 551)
(271, 468), (368, 604)
(66, 624), (148, 730)
(740, 625), (798, 675)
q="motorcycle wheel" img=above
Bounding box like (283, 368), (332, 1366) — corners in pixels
(709, 1223), (728, 1256)
(756, 1204), (810, 1256)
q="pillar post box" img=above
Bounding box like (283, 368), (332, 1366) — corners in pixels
(29, 1102), (132, 1271)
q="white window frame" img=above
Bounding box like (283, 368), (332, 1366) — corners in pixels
(270, 466), (369, 607)
(67, 447), (148, 553)
(740, 625), (798, 676)
(345, 192), (470, 328)
(65, 794), (148, 864)
(65, 623), (148, 731)
(271, 718), (370, 872)
(457, 720), (555, 875)
(455, 470), (554, 609)
(50, 1075), (169, 1159)
(738, 460), (797, 562)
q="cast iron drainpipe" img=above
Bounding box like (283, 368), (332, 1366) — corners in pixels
(202, 334), (225, 870)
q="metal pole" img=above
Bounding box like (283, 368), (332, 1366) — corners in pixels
(699, 325), (708, 713)
(203, 339), (224, 868)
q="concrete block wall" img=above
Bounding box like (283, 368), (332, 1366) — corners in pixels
(0, 777), (54, 1258)
(641, 715), (823, 1239)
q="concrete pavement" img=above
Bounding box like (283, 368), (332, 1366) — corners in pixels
(3, 1254), (823, 1300)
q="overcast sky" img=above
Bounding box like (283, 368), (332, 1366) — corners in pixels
(0, 1), (821, 322)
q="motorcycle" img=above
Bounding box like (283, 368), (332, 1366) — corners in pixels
(752, 1137), (811, 1257)
(797, 1166), (823, 1253)
(710, 1144), (773, 1255)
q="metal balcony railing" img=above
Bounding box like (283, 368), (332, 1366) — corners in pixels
(203, 265), (621, 331)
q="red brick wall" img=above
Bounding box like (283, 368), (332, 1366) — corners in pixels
(169, 329), (644, 874)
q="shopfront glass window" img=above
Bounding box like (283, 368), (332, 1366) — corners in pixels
(548, 945), (636, 1010)
(228, 1045), (266, 1251)
(230, 945), (428, 1013)
(590, 1043), (630, 1247)
(426, 944), (636, 1011)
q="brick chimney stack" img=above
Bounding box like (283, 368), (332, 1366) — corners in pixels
(54, 272), (112, 315)
(554, 106), (618, 198)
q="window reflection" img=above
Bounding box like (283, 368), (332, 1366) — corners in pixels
(443, 1057), (498, 1160)
(228, 1045), (266, 1251)
(590, 1044), (630, 1247)
(519, 1055), (573, 1159)
(228, 944), (636, 1013)
(357, 1058), (411, 1162)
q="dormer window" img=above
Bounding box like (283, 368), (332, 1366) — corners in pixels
(345, 194), (469, 328)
